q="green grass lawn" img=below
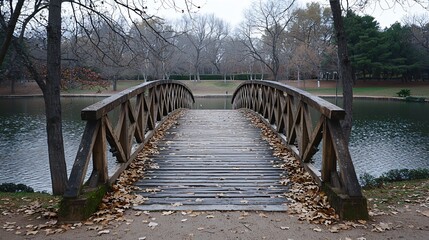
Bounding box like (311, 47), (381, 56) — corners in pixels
(179, 80), (244, 95)
(62, 80), (147, 94)
(363, 179), (429, 210)
(306, 86), (429, 98)
(0, 192), (59, 210)
(59, 79), (429, 98)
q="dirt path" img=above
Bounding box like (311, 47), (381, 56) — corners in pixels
(1, 204), (429, 240)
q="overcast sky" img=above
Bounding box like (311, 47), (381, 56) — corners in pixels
(148, 0), (428, 29)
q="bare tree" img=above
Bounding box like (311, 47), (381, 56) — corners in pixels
(0, 0), (24, 66)
(238, 0), (296, 81)
(204, 20), (230, 75)
(220, 37), (248, 80)
(405, 13), (429, 52)
(288, 2), (333, 80)
(179, 14), (229, 81)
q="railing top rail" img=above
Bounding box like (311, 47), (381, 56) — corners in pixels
(81, 80), (194, 121)
(232, 80), (345, 120)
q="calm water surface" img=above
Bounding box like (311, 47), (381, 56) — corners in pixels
(0, 97), (428, 192)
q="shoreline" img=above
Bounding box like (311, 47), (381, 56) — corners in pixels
(1, 93), (427, 103)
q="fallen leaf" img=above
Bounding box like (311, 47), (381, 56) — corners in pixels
(280, 226), (289, 230)
(258, 213), (268, 218)
(148, 222), (158, 229)
(313, 227), (322, 232)
(181, 219), (188, 222)
(98, 229), (110, 235)
(419, 210), (429, 217)
(358, 220), (367, 224)
(162, 211), (174, 216)
(26, 230), (38, 236)
(206, 215), (215, 219)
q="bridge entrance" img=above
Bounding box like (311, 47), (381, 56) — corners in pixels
(134, 110), (288, 211)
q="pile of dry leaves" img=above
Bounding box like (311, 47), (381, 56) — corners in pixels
(242, 110), (339, 225)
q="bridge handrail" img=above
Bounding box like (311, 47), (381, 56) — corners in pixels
(64, 80), (194, 198)
(231, 80), (363, 198)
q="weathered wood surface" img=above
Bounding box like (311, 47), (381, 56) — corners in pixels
(134, 110), (288, 211)
(232, 81), (363, 197)
(64, 80), (194, 199)
(232, 81), (368, 220)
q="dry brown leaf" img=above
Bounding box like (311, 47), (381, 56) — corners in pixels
(148, 222), (158, 229)
(162, 211), (175, 216)
(97, 229), (110, 235)
(26, 230), (38, 236)
(419, 210), (429, 217)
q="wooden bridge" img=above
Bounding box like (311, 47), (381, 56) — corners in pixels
(60, 80), (368, 221)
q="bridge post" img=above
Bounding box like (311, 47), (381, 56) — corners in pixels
(322, 183), (369, 220)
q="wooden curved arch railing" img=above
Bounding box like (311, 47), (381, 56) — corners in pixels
(232, 80), (364, 201)
(64, 80), (194, 199)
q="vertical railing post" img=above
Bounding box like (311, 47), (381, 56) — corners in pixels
(92, 117), (108, 185)
(321, 118), (336, 183)
(120, 102), (130, 160)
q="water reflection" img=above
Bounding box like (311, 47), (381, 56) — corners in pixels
(0, 97), (428, 192)
(0, 97), (102, 192)
(349, 99), (429, 177)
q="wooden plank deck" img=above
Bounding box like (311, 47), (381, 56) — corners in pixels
(133, 110), (288, 211)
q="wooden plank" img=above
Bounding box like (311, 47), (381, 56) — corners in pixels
(135, 204), (287, 211)
(232, 81), (345, 120)
(81, 80), (194, 121)
(64, 121), (99, 198)
(133, 110), (288, 211)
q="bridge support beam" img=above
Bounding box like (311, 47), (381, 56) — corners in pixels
(58, 185), (108, 223)
(322, 183), (369, 220)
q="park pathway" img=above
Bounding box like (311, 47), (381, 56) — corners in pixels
(133, 110), (288, 211)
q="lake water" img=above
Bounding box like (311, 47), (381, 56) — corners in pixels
(0, 96), (428, 192)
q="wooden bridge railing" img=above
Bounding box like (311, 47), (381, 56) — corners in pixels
(232, 80), (367, 219)
(63, 80), (194, 200)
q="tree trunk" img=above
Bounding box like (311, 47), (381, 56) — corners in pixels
(46, 0), (67, 195)
(113, 75), (117, 91)
(329, 0), (354, 143)
(0, 0), (24, 66)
